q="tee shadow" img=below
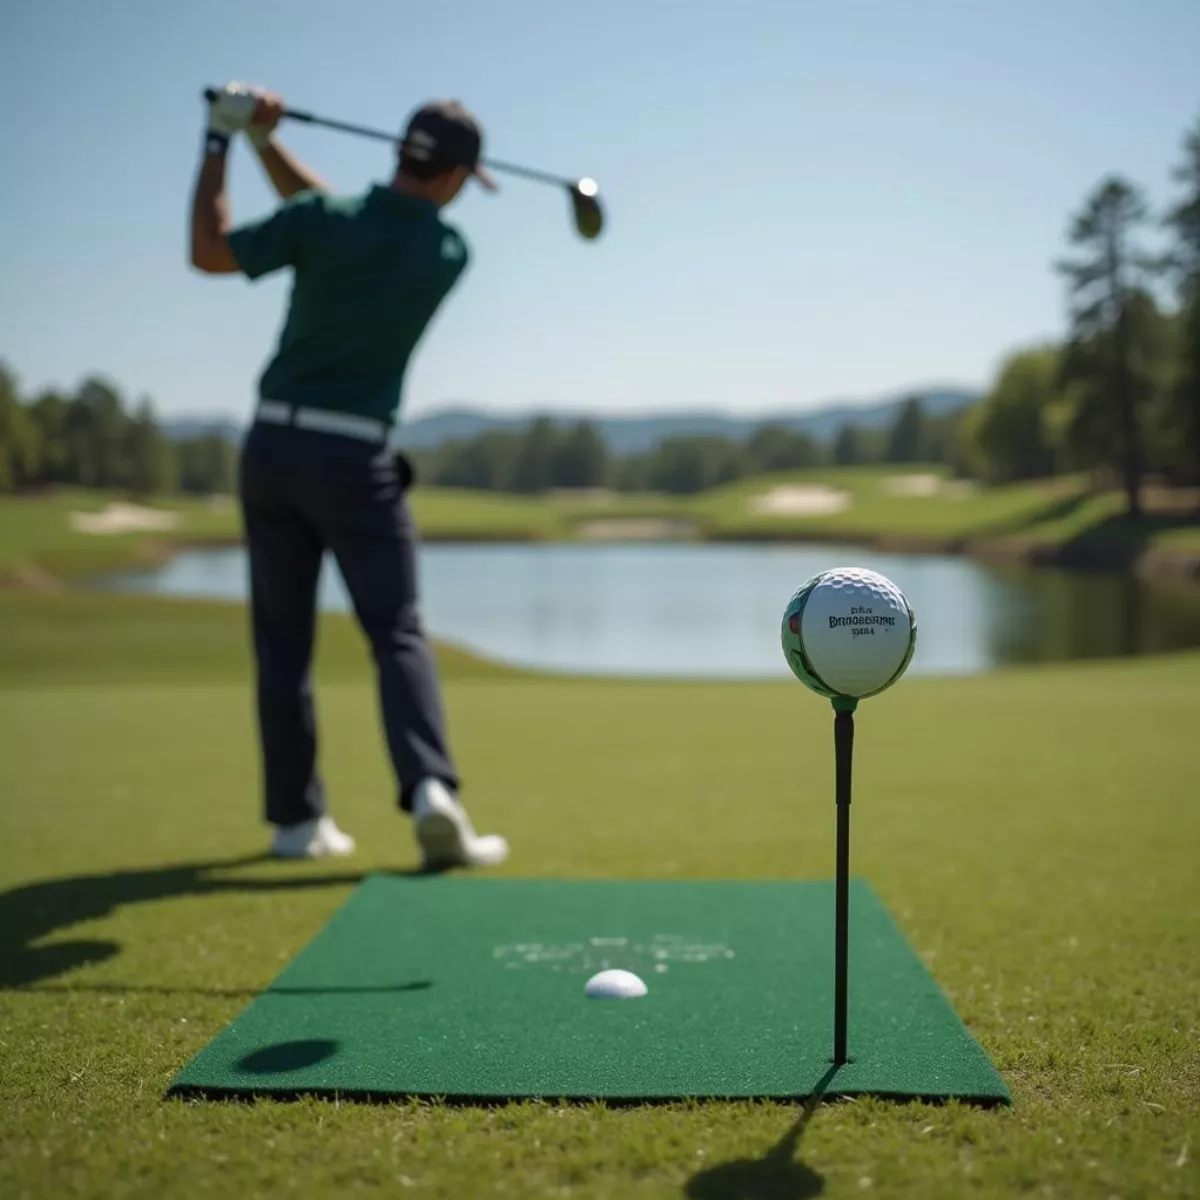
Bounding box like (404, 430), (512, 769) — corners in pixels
(684, 1066), (838, 1200)
(0, 854), (438, 989)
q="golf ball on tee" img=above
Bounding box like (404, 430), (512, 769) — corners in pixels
(584, 969), (647, 999)
(781, 567), (917, 700)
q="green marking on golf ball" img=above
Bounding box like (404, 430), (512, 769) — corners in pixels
(781, 567), (917, 702)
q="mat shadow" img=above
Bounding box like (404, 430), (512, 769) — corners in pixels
(683, 1066), (837, 1200)
(0, 857), (433, 988)
(16, 979), (436, 998)
(239, 1039), (340, 1074)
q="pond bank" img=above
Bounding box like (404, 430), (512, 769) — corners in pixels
(699, 526), (1200, 584)
(4, 508), (1200, 591)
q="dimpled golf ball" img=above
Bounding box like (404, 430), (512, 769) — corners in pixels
(584, 969), (648, 999)
(781, 567), (917, 700)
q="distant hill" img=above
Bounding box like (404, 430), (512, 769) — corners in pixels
(392, 387), (977, 454)
(163, 387), (978, 455)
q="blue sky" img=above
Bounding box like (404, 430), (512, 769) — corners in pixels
(2, 0), (1198, 423)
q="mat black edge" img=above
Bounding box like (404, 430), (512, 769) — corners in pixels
(361, 875), (882, 887)
(164, 1084), (1011, 1109)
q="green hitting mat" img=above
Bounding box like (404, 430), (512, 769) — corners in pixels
(169, 875), (1009, 1103)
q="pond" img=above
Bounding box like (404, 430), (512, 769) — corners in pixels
(94, 542), (1200, 679)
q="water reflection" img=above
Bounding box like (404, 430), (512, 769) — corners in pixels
(984, 565), (1177, 664)
(94, 543), (1200, 679)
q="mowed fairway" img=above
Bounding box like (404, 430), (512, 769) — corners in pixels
(0, 594), (1197, 1199)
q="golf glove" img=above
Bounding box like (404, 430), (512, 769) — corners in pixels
(206, 82), (260, 146)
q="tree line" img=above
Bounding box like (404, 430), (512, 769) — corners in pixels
(407, 399), (965, 496)
(0, 358), (963, 500)
(0, 369), (235, 496)
(964, 108), (1200, 515)
(2, 110), (1197, 511)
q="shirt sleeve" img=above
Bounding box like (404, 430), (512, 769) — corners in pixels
(228, 191), (325, 280)
(438, 225), (470, 287)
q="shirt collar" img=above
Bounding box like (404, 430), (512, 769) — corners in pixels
(369, 185), (439, 220)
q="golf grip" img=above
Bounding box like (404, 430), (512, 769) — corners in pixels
(202, 88), (317, 126)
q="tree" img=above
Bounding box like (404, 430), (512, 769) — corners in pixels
(614, 454), (651, 492)
(1164, 110), (1200, 486)
(1051, 290), (1177, 484)
(510, 416), (561, 494)
(435, 430), (523, 491)
(1056, 176), (1160, 517)
(177, 434), (236, 494)
(925, 407), (972, 474)
(68, 377), (130, 487)
(0, 363), (40, 492)
(1124, 294), (1186, 483)
(644, 436), (746, 495)
(963, 345), (1060, 482)
(884, 395), (927, 463)
(125, 398), (178, 496)
(553, 420), (609, 488)
(832, 423), (867, 466)
(746, 424), (821, 473)
(27, 390), (72, 484)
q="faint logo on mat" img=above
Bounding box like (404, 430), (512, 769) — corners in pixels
(492, 935), (736, 976)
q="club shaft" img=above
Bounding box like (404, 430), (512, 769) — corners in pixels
(478, 158), (574, 188)
(202, 89), (577, 189)
(287, 107), (398, 144)
(286, 109), (575, 186)
(833, 710), (854, 1065)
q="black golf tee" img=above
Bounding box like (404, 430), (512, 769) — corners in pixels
(833, 706), (855, 1065)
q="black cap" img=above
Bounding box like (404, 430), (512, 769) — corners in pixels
(401, 101), (497, 190)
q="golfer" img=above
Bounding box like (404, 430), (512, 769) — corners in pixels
(189, 81), (508, 869)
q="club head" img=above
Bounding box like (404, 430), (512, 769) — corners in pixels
(569, 178), (604, 240)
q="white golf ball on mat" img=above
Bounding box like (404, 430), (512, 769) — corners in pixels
(781, 567), (917, 700)
(584, 969), (647, 999)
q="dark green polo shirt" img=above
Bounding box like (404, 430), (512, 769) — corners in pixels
(228, 186), (469, 423)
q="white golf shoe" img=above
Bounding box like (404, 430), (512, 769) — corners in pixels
(412, 778), (509, 870)
(270, 815), (356, 860)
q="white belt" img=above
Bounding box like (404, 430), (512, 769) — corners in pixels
(256, 400), (389, 443)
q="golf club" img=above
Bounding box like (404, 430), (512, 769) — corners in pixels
(202, 88), (604, 240)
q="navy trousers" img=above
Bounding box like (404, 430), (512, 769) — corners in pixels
(238, 420), (458, 826)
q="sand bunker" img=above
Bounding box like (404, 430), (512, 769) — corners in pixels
(68, 502), (181, 535)
(883, 473), (942, 497)
(747, 485), (852, 516)
(577, 517), (697, 541)
(882, 473), (978, 499)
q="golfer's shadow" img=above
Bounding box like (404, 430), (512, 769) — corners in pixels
(684, 1067), (836, 1199)
(0, 854), (430, 989)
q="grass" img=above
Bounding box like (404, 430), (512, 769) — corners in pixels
(695, 466), (1043, 540)
(0, 490), (242, 581)
(696, 466), (1200, 548)
(407, 488), (568, 540)
(4, 473), (1199, 587)
(0, 592), (523, 688)
(0, 489), (567, 584)
(1, 592), (1198, 1198)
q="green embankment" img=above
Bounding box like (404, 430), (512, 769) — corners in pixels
(696, 467), (1200, 564)
(2, 470), (1199, 588)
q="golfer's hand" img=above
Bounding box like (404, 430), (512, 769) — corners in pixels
(246, 91), (285, 150)
(206, 82), (260, 140)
